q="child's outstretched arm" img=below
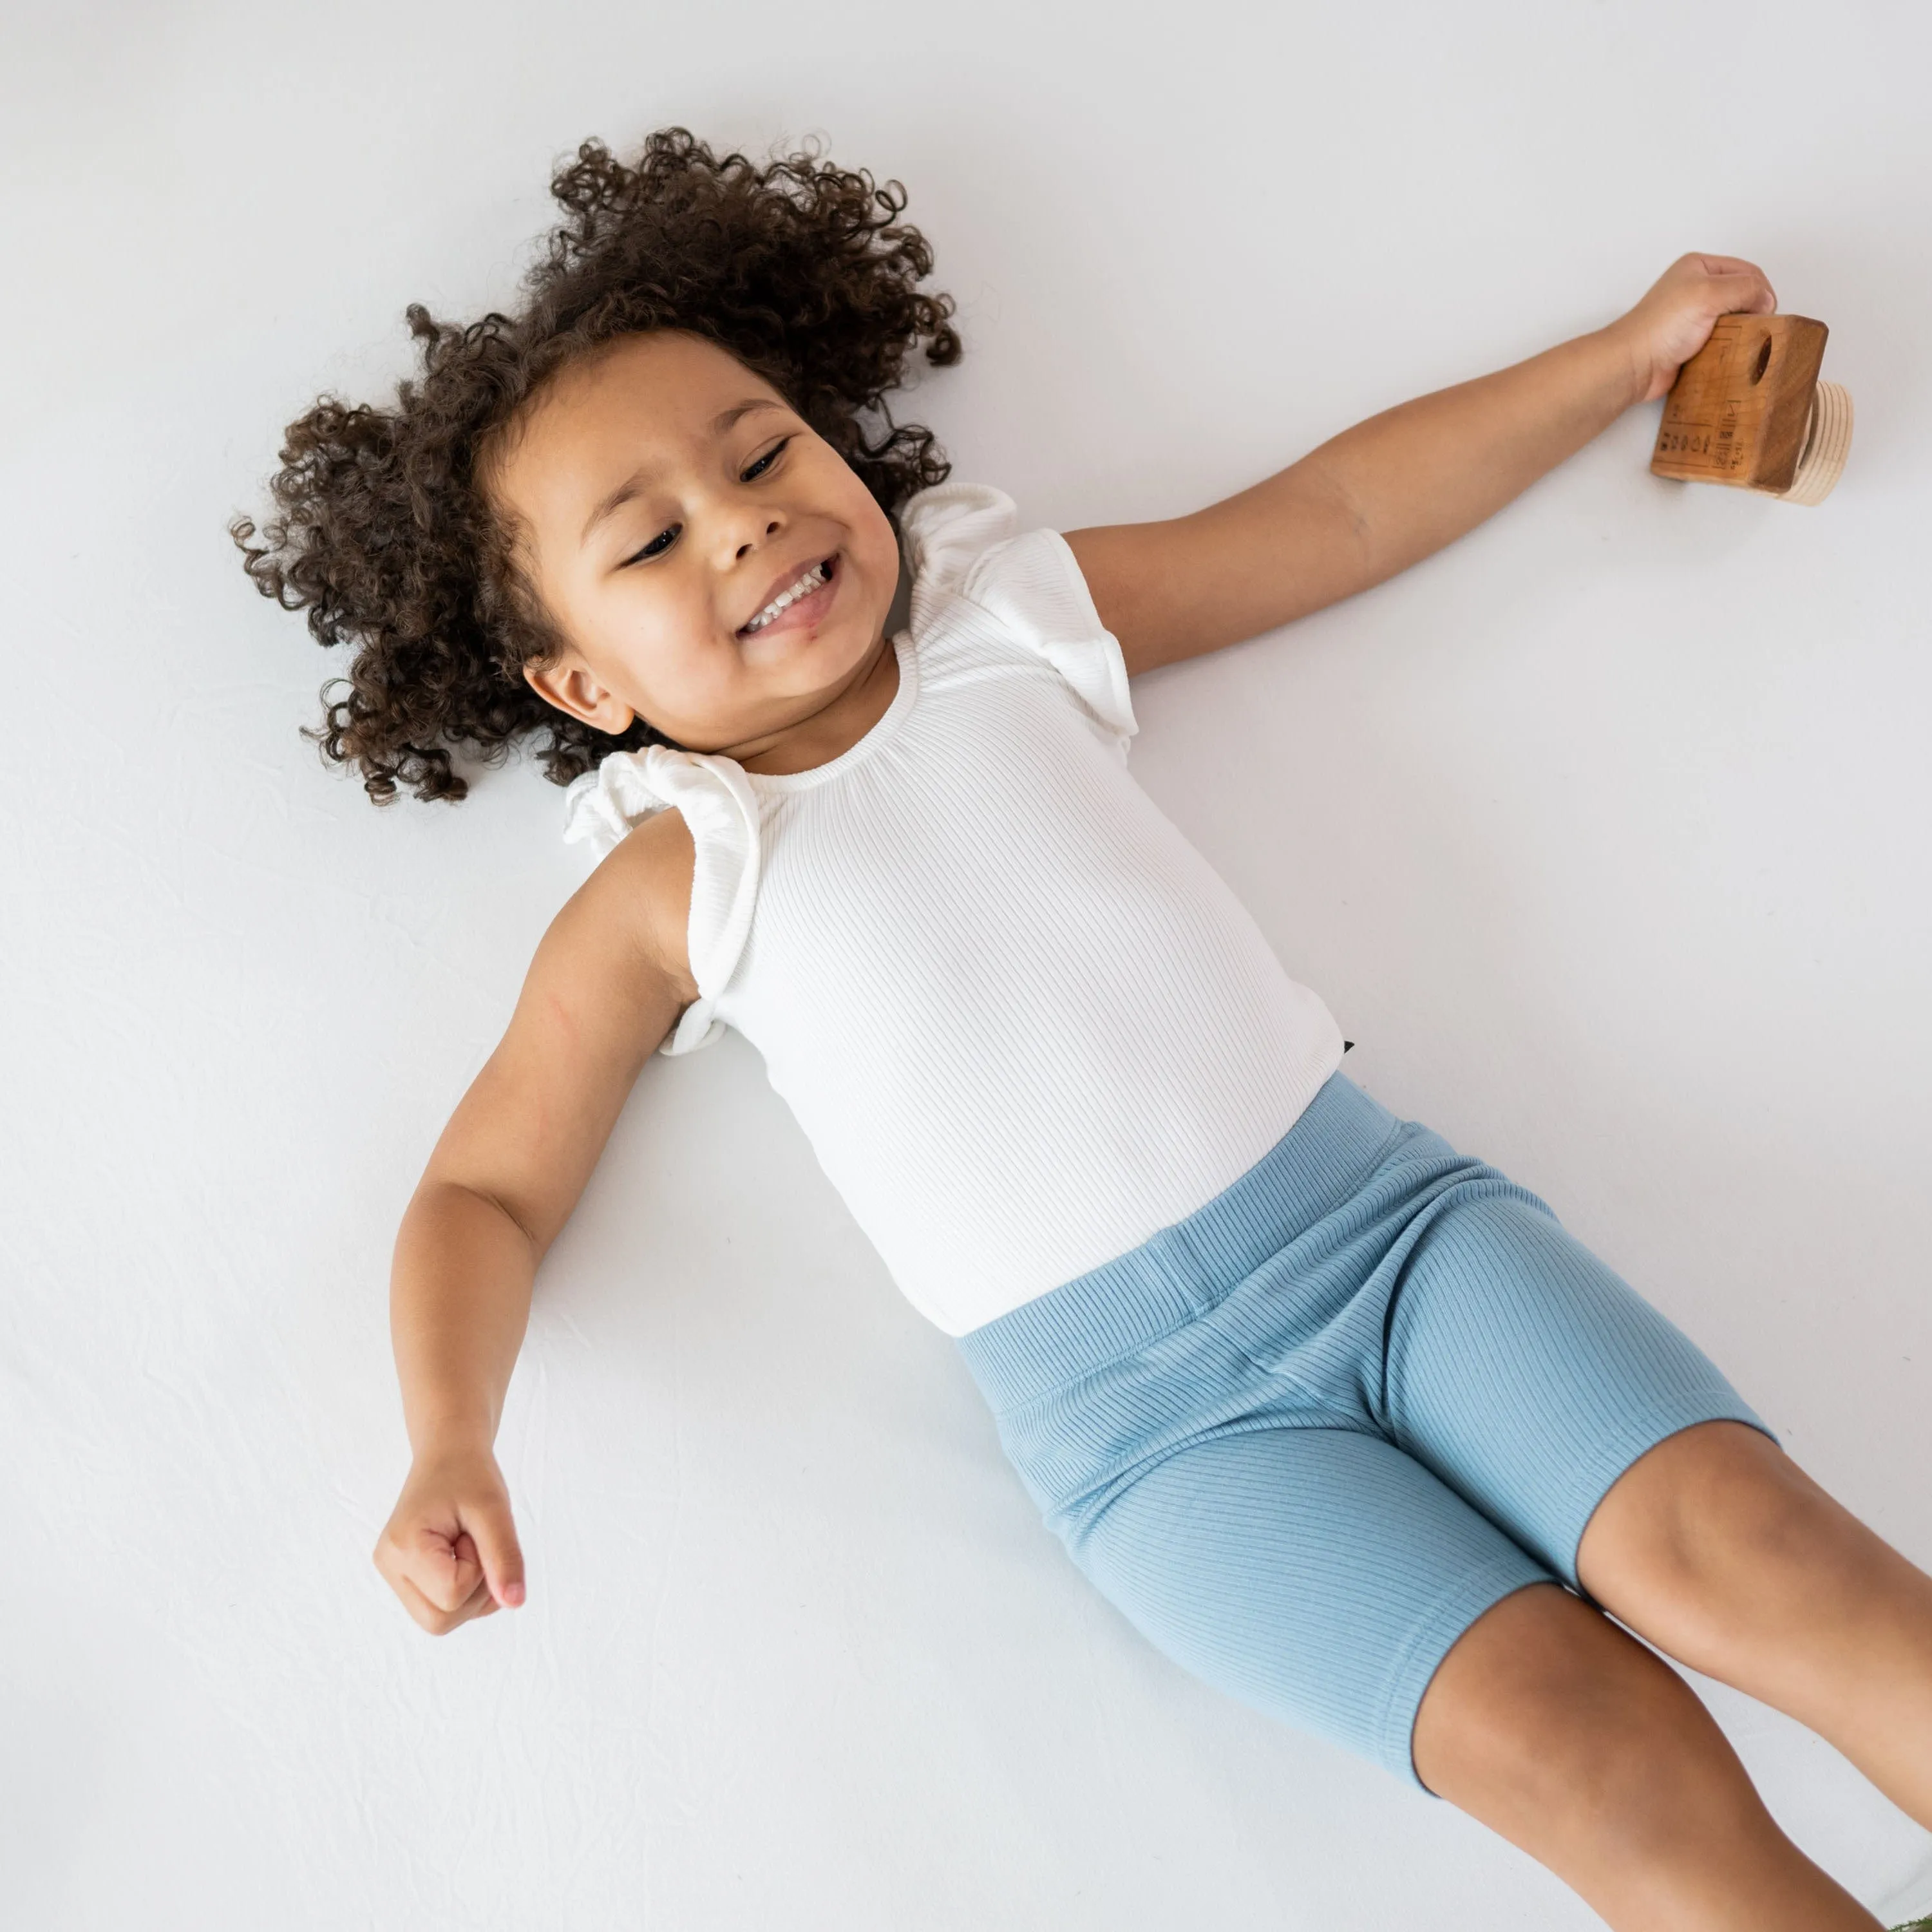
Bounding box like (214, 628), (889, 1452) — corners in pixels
(372, 815), (697, 1634)
(1065, 253), (1777, 676)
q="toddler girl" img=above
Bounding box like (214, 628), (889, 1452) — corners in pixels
(236, 130), (1932, 1931)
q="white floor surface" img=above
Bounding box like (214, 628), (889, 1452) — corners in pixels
(5, 2), (1932, 1926)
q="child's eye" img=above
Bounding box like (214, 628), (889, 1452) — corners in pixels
(740, 437), (791, 482)
(622, 524), (681, 567)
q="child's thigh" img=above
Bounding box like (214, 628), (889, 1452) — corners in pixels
(1074, 1423), (1552, 1786)
(1383, 1191), (1770, 1589)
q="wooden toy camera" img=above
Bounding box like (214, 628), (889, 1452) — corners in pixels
(1651, 314), (1852, 505)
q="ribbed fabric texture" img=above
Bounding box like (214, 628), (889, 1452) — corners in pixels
(958, 1069), (1771, 1788)
(564, 482), (1344, 1334)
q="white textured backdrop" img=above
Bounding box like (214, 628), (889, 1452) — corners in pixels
(5, 3), (1930, 1926)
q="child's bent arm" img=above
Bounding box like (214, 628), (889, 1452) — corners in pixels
(374, 813), (697, 1633)
(1065, 254), (1776, 677)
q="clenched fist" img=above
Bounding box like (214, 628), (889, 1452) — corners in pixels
(374, 1442), (526, 1635)
(1609, 252), (1779, 405)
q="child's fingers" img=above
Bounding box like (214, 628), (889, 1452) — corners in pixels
(384, 1520), (484, 1615)
(1683, 252), (1766, 284)
(1653, 252), (1776, 317)
(1707, 267), (1777, 316)
(394, 1566), (499, 1636)
(1677, 253), (1777, 315)
(369, 1507), (479, 1615)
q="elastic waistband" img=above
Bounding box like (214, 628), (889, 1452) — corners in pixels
(955, 1071), (1406, 1413)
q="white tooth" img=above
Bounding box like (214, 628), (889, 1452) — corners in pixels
(745, 563), (827, 632)
(742, 564), (827, 634)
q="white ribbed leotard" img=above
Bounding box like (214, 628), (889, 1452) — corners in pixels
(563, 482), (1345, 1335)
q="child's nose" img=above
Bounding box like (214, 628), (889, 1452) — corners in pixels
(734, 515), (783, 560)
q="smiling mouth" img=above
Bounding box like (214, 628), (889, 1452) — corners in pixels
(739, 556), (835, 635)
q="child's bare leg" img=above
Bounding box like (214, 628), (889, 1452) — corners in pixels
(1413, 1582), (1879, 1930)
(1578, 1419), (1932, 1828)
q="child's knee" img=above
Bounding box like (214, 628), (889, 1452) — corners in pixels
(1413, 1582), (1739, 1847)
(1579, 1418), (1816, 1613)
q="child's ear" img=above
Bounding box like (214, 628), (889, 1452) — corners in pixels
(523, 652), (636, 735)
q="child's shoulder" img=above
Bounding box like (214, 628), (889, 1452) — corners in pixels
(902, 480), (1094, 641)
(901, 481), (1137, 753)
(548, 806), (697, 1007)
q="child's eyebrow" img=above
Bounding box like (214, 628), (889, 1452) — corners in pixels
(711, 397), (784, 433)
(578, 399), (787, 544)
(582, 468), (664, 544)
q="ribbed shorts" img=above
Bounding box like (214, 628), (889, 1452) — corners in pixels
(956, 1070), (1771, 1790)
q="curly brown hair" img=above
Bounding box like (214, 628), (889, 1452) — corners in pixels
(231, 128), (961, 804)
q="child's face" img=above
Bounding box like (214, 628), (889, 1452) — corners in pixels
(488, 330), (901, 755)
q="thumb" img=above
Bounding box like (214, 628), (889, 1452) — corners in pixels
(464, 1493), (527, 1609)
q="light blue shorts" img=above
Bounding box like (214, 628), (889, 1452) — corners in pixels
(956, 1070), (1772, 1790)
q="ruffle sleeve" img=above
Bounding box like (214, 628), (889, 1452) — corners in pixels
(898, 480), (1139, 756)
(561, 744), (762, 1055)
(899, 480), (1021, 632)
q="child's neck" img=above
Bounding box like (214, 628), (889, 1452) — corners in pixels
(733, 628), (900, 777)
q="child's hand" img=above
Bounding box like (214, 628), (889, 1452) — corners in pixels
(374, 1443), (526, 1634)
(1611, 253), (1779, 405)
